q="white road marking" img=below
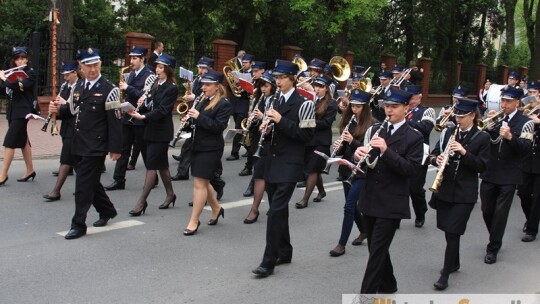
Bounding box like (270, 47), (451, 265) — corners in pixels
(56, 220), (145, 236)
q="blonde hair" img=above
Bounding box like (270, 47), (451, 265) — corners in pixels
(204, 84), (226, 111)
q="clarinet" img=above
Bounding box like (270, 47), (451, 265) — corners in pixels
(41, 82), (67, 132)
(322, 115), (355, 174)
(241, 92), (264, 146)
(169, 92), (204, 148)
(253, 89), (280, 158)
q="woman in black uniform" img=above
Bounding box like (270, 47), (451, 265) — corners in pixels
(127, 54), (178, 215)
(0, 47), (36, 186)
(428, 98), (490, 290)
(183, 70), (232, 235)
(243, 71), (276, 224)
(295, 75), (337, 208)
(329, 90), (376, 256)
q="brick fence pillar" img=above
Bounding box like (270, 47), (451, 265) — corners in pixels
(518, 66), (529, 80)
(475, 63), (487, 94)
(125, 32), (155, 65)
(380, 54), (396, 70)
(212, 39), (238, 73)
(498, 65), (509, 84)
(281, 45), (303, 61)
(418, 57), (432, 99)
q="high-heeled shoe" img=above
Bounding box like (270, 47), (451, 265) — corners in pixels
(0, 176), (7, 186)
(208, 207), (224, 225)
(313, 191), (326, 202)
(17, 171), (36, 182)
(129, 201), (148, 216)
(183, 221), (200, 236)
(158, 194), (177, 209)
(243, 211), (259, 224)
(433, 275), (449, 290)
(295, 199), (308, 209)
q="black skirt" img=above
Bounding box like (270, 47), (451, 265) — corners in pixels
(436, 198), (475, 235)
(145, 141), (169, 170)
(3, 119), (29, 149)
(304, 145), (329, 173)
(60, 137), (75, 166)
(191, 149), (223, 179)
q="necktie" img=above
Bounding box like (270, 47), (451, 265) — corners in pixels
(85, 82), (91, 92)
(387, 124), (394, 136)
(128, 71), (136, 83)
(279, 95), (285, 107)
(459, 131), (468, 141)
(503, 115), (510, 123)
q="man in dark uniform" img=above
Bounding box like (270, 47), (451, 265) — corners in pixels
(147, 41), (163, 72)
(227, 54), (254, 161)
(252, 60), (315, 277)
(105, 46), (154, 191)
(354, 87), (424, 293)
(51, 48), (123, 239)
(435, 86), (469, 131)
(390, 64), (412, 89)
(370, 70), (393, 122)
(506, 71), (520, 89)
(404, 84), (436, 227)
(480, 86), (534, 263)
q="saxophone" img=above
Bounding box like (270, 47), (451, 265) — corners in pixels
(429, 127), (459, 193)
(119, 65), (132, 102)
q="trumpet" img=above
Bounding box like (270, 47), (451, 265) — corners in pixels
(435, 106), (456, 132)
(253, 89), (280, 158)
(477, 110), (506, 130)
(429, 127), (459, 193)
(521, 103), (540, 115)
(169, 93), (204, 148)
(322, 116), (355, 174)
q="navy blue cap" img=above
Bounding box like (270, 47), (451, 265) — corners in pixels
(404, 85), (422, 95)
(308, 58), (326, 70)
(324, 64), (333, 75)
(79, 48), (101, 64)
(200, 70), (224, 83)
(155, 53), (176, 68)
(12, 46), (28, 57)
(383, 87), (412, 105)
(242, 54), (254, 62)
(252, 61), (266, 70)
(353, 65), (365, 75)
(454, 97), (479, 116)
(313, 75), (333, 87)
(500, 86), (524, 100)
(60, 61), (78, 74)
(527, 81), (540, 91)
(272, 59), (299, 76)
(129, 45), (147, 57)
(75, 49), (86, 61)
(508, 71), (520, 80)
(391, 65), (404, 73)
(350, 89), (371, 104)
(452, 86), (469, 98)
(352, 75), (362, 81)
(379, 70), (393, 79)
(260, 71), (276, 86)
(197, 56), (214, 68)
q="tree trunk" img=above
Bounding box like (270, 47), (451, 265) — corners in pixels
(475, 9), (488, 63)
(403, 0), (414, 64)
(530, 1), (540, 80)
(503, 0), (517, 48)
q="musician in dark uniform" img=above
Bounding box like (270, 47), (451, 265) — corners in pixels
(371, 62), (387, 87)
(252, 60), (315, 277)
(354, 87), (423, 293)
(506, 71), (520, 88)
(105, 46), (154, 191)
(146, 41), (163, 72)
(127, 53), (178, 215)
(428, 98), (490, 290)
(436, 86), (469, 129)
(329, 89), (376, 257)
(52, 48), (122, 239)
(182, 70), (232, 236)
(518, 97), (540, 242)
(369, 70), (393, 122)
(295, 75), (337, 208)
(43, 62), (80, 201)
(480, 86), (534, 263)
(404, 85), (436, 227)
(0, 47), (37, 186)
(227, 54), (253, 161)
(243, 71), (276, 224)
(390, 65), (412, 89)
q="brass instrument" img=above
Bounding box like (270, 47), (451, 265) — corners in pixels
(521, 102), (540, 115)
(169, 93), (204, 148)
(182, 80), (192, 101)
(322, 115), (355, 174)
(241, 90), (263, 147)
(429, 127), (459, 193)
(253, 89), (280, 158)
(477, 110), (506, 130)
(328, 56), (351, 82)
(435, 106), (456, 132)
(223, 58), (243, 97)
(119, 65), (133, 102)
(292, 55), (308, 72)
(358, 66), (372, 92)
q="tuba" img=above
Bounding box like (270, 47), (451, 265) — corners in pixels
(223, 58), (243, 97)
(292, 55), (308, 73)
(329, 56), (351, 82)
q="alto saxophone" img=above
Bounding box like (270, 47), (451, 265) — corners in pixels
(429, 127), (459, 193)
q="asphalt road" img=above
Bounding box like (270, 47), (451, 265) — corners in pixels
(1, 126), (540, 304)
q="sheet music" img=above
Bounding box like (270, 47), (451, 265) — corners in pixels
(179, 67), (194, 81)
(232, 71), (252, 82)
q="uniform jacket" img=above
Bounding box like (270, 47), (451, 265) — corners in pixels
(122, 66), (154, 126)
(406, 104), (435, 144)
(140, 81), (178, 142)
(264, 89), (315, 183)
(59, 76), (122, 156)
(191, 96), (232, 152)
(480, 110), (533, 184)
(337, 118), (369, 179)
(3, 66), (36, 120)
(230, 69), (251, 114)
(57, 80), (79, 138)
(370, 86), (389, 122)
(522, 122), (540, 174)
(429, 125), (490, 203)
(306, 98), (337, 147)
(359, 121), (424, 219)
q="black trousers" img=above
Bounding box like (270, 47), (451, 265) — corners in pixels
(230, 112), (247, 156)
(518, 172), (540, 235)
(260, 182), (296, 269)
(113, 124), (146, 181)
(72, 155), (117, 229)
(360, 215), (401, 294)
(175, 137), (192, 176)
(480, 181), (516, 253)
(409, 165), (428, 220)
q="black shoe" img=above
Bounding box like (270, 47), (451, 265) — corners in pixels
(243, 181), (254, 197)
(295, 199), (308, 209)
(378, 287), (398, 294)
(522, 234), (536, 242)
(329, 245), (346, 257)
(93, 212), (116, 227)
(296, 181), (306, 188)
(415, 218), (425, 228)
(484, 252), (497, 264)
(65, 228), (87, 240)
(243, 212), (259, 224)
(171, 173), (189, 181)
(129, 202), (148, 216)
(52, 171), (59, 177)
(252, 266), (274, 277)
(43, 193), (61, 202)
(183, 221), (200, 236)
(172, 154), (181, 162)
(275, 257), (291, 266)
(126, 164), (135, 171)
(216, 188), (224, 200)
(351, 233), (367, 246)
(17, 171), (36, 182)
(104, 180), (125, 191)
(238, 167), (253, 176)
(0, 176), (7, 186)
(159, 194), (177, 209)
(226, 155), (239, 161)
(433, 275), (449, 290)
(207, 207), (224, 225)
(313, 191), (326, 202)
